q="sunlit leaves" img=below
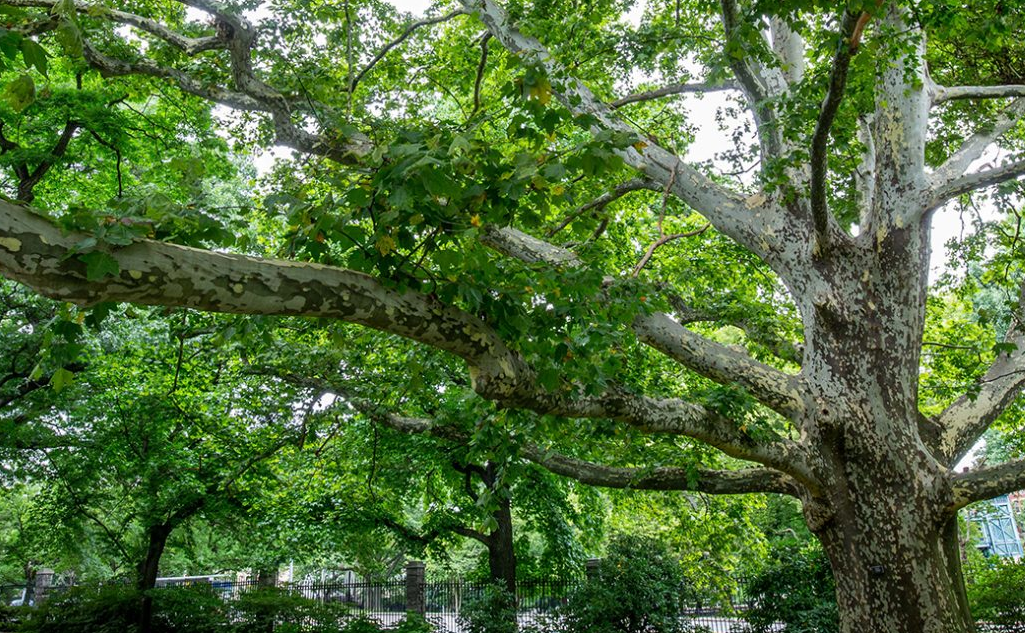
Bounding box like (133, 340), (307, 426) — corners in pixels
(2, 74), (34, 112)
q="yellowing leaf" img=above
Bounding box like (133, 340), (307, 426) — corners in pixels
(470, 214), (482, 227)
(3, 74), (35, 112)
(528, 77), (552, 105)
(375, 235), (396, 255)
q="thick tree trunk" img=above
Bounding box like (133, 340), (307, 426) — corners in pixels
(794, 224), (978, 632)
(816, 514), (973, 633)
(138, 523), (172, 633)
(256, 565), (279, 587)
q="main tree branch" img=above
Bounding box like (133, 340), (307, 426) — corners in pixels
(950, 459), (1025, 511)
(928, 98), (1025, 205)
(931, 158), (1025, 205)
(0, 202), (810, 478)
(935, 330), (1025, 466)
(463, 0), (793, 268)
(330, 385), (802, 496)
(483, 225), (805, 420)
(929, 82), (1025, 105)
(0, 200), (531, 399)
(632, 312), (804, 419)
(519, 444), (800, 496)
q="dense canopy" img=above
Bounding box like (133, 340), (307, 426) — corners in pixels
(0, 0), (1025, 630)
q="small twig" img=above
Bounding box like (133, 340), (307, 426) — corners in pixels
(470, 32), (492, 120)
(631, 224), (710, 277)
(351, 9), (467, 93)
(547, 178), (659, 237)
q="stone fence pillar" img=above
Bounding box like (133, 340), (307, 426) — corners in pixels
(405, 560), (426, 615)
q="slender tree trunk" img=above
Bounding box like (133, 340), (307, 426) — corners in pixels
(254, 565), (279, 633)
(22, 563), (36, 605)
(486, 495), (517, 597)
(257, 565), (279, 587)
(138, 523), (172, 633)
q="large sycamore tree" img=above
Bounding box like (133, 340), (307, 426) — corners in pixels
(0, 0), (1024, 630)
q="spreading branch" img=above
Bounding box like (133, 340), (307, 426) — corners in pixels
(928, 98), (1025, 206)
(0, 200), (531, 398)
(484, 225), (806, 421)
(667, 297), (803, 365)
(632, 312), (804, 420)
(329, 389), (801, 497)
(950, 459), (1025, 510)
(520, 444), (800, 496)
(935, 329), (1025, 466)
(610, 80), (738, 109)
(932, 158), (1025, 204)
(0, 202), (809, 478)
(930, 82), (1025, 105)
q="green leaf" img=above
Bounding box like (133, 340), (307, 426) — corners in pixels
(55, 19), (83, 57)
(20, 38), (47, 76)
(51, 367), (74, 392)
(3, 74), (35, 112)
(79, 251), (120, 281)
(0, 27), (22, 60)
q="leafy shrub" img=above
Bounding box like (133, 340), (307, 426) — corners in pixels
(18, 585), (142, 633)
(150, 585), (226, 633)
(339, 615), (384, 633)
(392, 613), (437, 633)
(968, 559), (1025, 632)
(742, 546), (838, 633)
(558, 533), (688, 633)
(457, 583), (518, 633)
(231, 587), (351, 633)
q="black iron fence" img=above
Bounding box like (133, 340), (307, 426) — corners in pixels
(0, 573), (758, 632)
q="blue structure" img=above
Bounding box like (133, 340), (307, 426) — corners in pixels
(972, 495), (1025, 558)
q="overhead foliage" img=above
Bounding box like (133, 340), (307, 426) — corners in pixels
(0, 0), (1024, 630)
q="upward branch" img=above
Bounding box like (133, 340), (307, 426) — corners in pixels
(935, 301), (1025, 466)
(462, 0), (793, 268)
(809, 9), (863, 253)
